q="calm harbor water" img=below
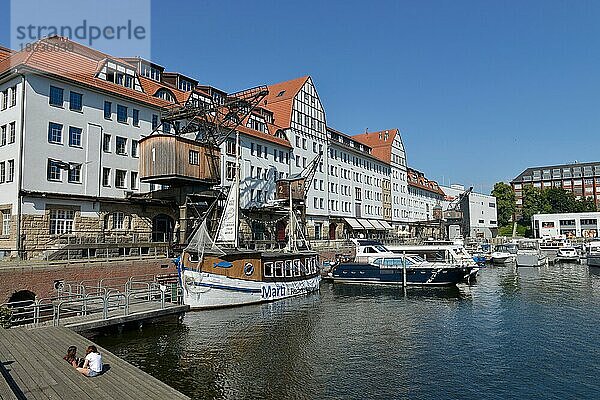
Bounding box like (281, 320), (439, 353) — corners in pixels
(94, 265), (600, 399)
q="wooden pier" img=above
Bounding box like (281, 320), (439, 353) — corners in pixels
(0, 326), (190, 399)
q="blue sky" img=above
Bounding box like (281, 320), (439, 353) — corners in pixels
(2, 0), (600, 194)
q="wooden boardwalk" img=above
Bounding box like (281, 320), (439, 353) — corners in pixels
(56, 301), (189, 332)
(0, 327), (190, 400)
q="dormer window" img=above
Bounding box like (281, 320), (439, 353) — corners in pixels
(155, 88), (176, 103)
(141, 63), (162, 81)
(98, 60), (142, 91)
(178, 80), (193, 92)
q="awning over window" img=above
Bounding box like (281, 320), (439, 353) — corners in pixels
(370, 220), (386, 230)
(380, 220), (393, 230)
(344, 217), (363, 230)
(357, 219), (375, 229)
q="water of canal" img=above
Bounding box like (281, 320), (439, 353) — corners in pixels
(94, 264), (600, 399)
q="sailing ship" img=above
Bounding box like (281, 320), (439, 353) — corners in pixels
(177, 130), (321, 309)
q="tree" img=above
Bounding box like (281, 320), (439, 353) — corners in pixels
(577, 196), (597, 212)
(491, 182), (515, 227)
(544, 187), (577, 213)
(521, 185), (551, 226)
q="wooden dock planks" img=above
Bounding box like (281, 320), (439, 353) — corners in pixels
(0, 327), (189, 400)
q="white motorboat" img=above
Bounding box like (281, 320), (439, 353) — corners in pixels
(586, 241), (600, 268)
(490, 243), (517, 264)
(555, 247), (579, 263)
(516, 239), (547, 267)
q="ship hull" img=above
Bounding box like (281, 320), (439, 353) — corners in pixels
(329, 263), (473, 286)
(182, 269), (321, 309)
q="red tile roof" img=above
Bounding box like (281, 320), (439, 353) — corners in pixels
(263, 76), (309, 128)
(407, 168), (445, 196)
(0, 46), (12, 61)
(0, 36), (185, 109)
(352, 129), (400, 164)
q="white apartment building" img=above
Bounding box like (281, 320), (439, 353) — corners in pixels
(0, 37), (425, 255)
(326, 127), (394, 239)
(532, 212), (600, 239)
(441, 184), (498, 239)
(263, 76), (329, 239)
(406, 168), (445, 222)
(0, 37), (213, 257)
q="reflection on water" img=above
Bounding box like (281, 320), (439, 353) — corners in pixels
(94, 265), (600, 400)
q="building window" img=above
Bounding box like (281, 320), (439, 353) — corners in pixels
(0, 162), (4, 183)
(116, 136), (127, 155)
(69, 92), (83, 111)
(225, 138), (235, 156)
(0, 90), (6, 110)
(49, 210), (75, 235)
(68, 164), (82, 183)
(130, 171), (138, 190)
(0, 125), (5, 146)
(162, 122), (170, 133)
(47, 160), (62, 181)
(102, 168), (111, 187)
(112, 212), (125, 230)
(117, 105), (128, 123)
(48, 122), (63, 144)
(131, 140), (139, 157)
(226, 161), (235, 181)
(10, 86), (17, 107)
(2, 213), (9, 236)
(189, 150), (199, 165)
(115, 170), (126, 188)
(103, 134), (111, 152)
(69, 127), (82, 147)
(132, 109), (140, 126)
(104, 101), (112, 119)
(7, 160), (14, 183)
(9, 122), (15, 144)
(152, 114), (159, 130)
(49, 86), (63, 106)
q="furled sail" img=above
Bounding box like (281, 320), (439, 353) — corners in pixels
(215, 180), (239, 246)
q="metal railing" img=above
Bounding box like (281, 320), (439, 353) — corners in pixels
(0, 276), (183, 328)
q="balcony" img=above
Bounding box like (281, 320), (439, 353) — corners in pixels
(139, 134), (220, 185)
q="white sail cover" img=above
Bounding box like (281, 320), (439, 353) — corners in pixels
(184, 218), (225, 260)
(216, 181), (238, 245)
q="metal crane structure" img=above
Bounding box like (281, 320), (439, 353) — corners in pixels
(444, 186), (473, 239)
(138, 85), (269, 244)
(274, 152), (323, 250)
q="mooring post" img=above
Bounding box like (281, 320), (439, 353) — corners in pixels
(402, 251), (407, 287)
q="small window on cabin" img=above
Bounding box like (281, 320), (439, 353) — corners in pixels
(264, 262), (273, 277)
(364, 247), (377, 254)
(277, 90), (285, 97)
(275, 261), (284, 277)
(285, 260), (293, 277)
(293, 260), (301, 276)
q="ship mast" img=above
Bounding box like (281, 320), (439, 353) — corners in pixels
(234, 127), (241, 249)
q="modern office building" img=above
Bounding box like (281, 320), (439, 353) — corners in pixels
(511, 162), (600, 213)
(531, 212), (600, 239)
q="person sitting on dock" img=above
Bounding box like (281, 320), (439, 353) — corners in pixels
(63, 346), (80, 368)
(77, 345), (103, 377)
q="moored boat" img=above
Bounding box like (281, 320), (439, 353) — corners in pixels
(555, 247), (579, 263)
(490, 243), (517, 264)
(516, 239), (547, 267)
(327, 240), (477, 286)
(177, 128), (321, 309)
(586, 241), (600, 268)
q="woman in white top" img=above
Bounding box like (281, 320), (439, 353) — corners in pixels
(77, 345), (103, 377)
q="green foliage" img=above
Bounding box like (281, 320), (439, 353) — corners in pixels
(492, 182), (516, 227)
(520, 186), (598, 226)
(521, 186), (550, 225)
(0, 306), (12, 329)
(498, 222), (527, 237)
